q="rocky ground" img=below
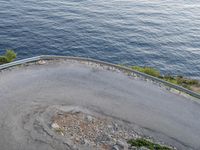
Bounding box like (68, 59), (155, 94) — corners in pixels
(51, 109), (173, 150)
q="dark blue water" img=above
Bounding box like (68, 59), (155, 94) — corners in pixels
(0, 0), (200, 78)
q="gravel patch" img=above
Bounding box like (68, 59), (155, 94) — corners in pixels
(51, 111), (139, 149)
(51, 110), (173, 150)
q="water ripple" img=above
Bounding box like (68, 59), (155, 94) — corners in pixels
(0, 0), (199, 78)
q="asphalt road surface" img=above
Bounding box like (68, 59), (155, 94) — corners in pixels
(0, 60), (200, 150)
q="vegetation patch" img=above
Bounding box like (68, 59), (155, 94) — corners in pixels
(127, 138), (172, 150)
(0, 50), (17, 64)
(160, 75), (199, 90)
(131, 66), (160, 77)
(129, 66), (200, 93)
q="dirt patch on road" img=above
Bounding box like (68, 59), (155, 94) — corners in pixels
(51, 111), (139, 149)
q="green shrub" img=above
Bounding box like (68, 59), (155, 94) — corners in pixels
(131, 66), (161, 77)
(0, 56), (9, 64)
(4, 50), (16, 62)
(163, 75), (178, 84)
(176, 77), (199, 86)
(0, 50), (17, 64)
(127, 138), (171, 150)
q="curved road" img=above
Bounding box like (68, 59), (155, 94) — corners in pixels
(0, 59), (200, 150)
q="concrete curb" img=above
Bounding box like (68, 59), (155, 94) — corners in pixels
(0, 55), (200, 99)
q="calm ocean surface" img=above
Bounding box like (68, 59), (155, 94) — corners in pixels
(0, 0), (199, 78)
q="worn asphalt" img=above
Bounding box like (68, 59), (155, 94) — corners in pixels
(0, 60), (200, 150)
